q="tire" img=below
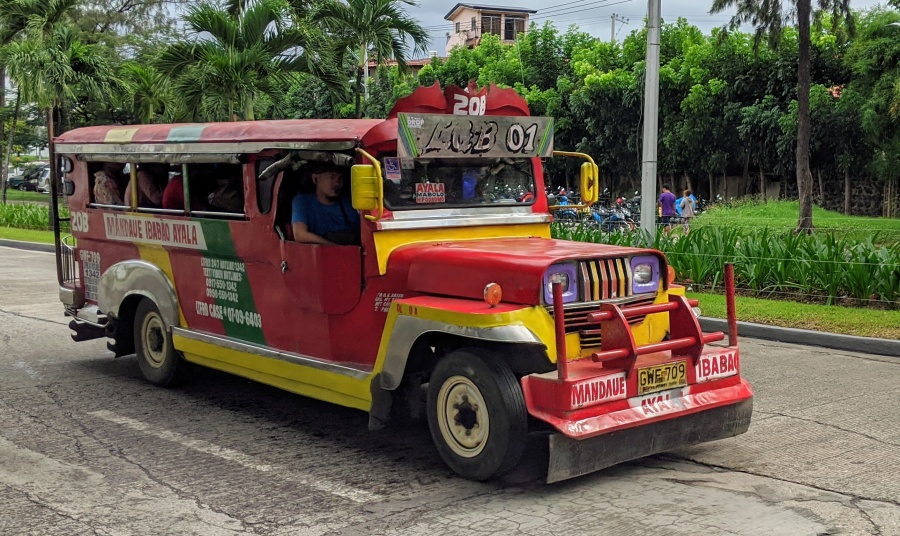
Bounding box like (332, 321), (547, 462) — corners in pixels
(426, 349), (528, 481)
(134, 299), (186, 387)
(18, 184), (26, 191)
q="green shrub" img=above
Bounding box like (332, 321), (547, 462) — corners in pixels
(552, 223), (899, 307)
(0, 202), (69, 232)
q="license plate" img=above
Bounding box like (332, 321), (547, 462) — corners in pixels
(637, 361), (687, 395)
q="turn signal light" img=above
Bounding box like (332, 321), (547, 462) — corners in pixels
(484, 283), (502, 307)
(667, 265), (676, 284)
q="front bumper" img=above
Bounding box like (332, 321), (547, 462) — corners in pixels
(546, 395), (753, 483)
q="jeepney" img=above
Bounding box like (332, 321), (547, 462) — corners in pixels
(52, 82), (752, 482)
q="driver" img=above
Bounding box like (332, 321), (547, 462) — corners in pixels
(291, 163), (360, 245)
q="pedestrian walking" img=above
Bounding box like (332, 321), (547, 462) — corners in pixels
(680, 188), (696, 234)
(658, 184), (676, 233)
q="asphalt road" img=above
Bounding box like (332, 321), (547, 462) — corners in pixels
(1, 246), (898, 536)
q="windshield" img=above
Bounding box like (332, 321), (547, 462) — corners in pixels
(382, 157), (536, 210)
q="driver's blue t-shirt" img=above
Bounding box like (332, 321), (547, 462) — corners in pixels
(291, 194), (360, 237)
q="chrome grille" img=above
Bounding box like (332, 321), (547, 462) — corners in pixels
(547, 296), (657, 349)
(580, 258), (632, 301)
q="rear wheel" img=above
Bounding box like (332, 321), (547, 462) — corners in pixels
(134, 299), (186, 386)
(426, 349), (528, 481)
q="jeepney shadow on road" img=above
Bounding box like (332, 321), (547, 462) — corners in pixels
(73, 351), (556, 484)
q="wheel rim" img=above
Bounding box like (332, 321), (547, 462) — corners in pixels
(436, 375), (490, 458)
(140, 311), (167, 369)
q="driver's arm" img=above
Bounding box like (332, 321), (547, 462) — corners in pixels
(291, 221), (335, 245)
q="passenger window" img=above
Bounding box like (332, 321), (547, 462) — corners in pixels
(89, 161), (128, 208)
(187, 162), (245, 219)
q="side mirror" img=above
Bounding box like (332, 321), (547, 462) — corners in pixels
(59, 156), (73, 174)
(350, 164), (380, 211)
(62, 180), (75, 196)
(579, 161), (599, 205)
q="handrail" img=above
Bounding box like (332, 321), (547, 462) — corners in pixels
(355, 147), (384, 222)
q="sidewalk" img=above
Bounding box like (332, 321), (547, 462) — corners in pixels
(2, 237), (898, 358)
(699, 318), (900, 359)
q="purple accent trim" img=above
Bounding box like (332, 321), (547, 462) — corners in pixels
(544, 264), (578, 304)
(631, 255), (660, 294)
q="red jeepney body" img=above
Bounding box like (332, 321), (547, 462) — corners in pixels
(53, 82), (752, 482)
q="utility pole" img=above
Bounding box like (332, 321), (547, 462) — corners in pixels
(610, 13), (629, 43)
(639, 0), (661, 237)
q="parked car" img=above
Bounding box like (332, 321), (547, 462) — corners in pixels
(7, 173), (38, 191)
(36, 165), (52, 193)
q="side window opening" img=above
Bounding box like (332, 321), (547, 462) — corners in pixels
(265, 150), (355, 242)
(89, 161), (128, 208)
(256, 157), (278, 214)
(187, 162), (245, 219)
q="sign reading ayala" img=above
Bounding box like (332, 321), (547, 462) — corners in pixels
(397, 113), (554, 159)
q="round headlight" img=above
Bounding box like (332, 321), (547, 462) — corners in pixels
(549, 272), (570, 290)
(634, 263), (653, 284)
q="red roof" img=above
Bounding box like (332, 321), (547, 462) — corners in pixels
(54, 119), (386, 146)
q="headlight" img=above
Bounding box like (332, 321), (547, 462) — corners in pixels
(634, 263), (653, 284)
(543, 263), (579, 304)
(630, 255), (660, 294)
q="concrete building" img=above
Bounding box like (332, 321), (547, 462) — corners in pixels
(444, 3), (537, 55)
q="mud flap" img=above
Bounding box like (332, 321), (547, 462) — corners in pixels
(68, 319), (106, 342)
(546, 398), (753, 483)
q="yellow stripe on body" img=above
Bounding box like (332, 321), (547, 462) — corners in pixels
(136, 243), (187, 328)
(372, 223), (550, 275)
(616, 258), (626, 298)
(104, 127), (140, 143)
(173, 335), (372, 411)
(589, 261), (601, 301)
(372, 298), (569, 371)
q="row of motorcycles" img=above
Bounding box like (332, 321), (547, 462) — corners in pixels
(548, 186), (715, 232)
(549, 188), (641, 232)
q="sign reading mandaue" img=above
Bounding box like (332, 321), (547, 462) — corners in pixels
(397, 113), (554, 159)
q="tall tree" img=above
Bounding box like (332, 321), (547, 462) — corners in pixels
(710, 0), (854, 233)
(312, 0), (429, 118)
(0, 0), (81, 203)
(158, 0), (342, 121)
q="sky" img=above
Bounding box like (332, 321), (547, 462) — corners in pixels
(408, 0), (886, 57)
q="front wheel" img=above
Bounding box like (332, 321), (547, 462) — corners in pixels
(134, 299), (186, 387)
(426, 349), (528, 481)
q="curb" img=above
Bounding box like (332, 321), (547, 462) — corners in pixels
(0, 238), (55, 253)
(699, 317), (900, 359)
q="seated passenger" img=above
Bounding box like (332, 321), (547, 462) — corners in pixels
(124, 163), (165, 208)
(161, 174), (210, 212)
(93, 162), (125, 205)
(208, 174), (244, 213)
(162, 174), (185, 210)
(291, 164), (360, 245)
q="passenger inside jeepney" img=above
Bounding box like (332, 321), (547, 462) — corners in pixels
(91, 161), (126, 206)
(124, 163), (166, 208)
(290, 162), (360, 246)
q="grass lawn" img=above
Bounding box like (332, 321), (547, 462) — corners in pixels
(688, 291), (900, 339)
(693, 199), (900, 244)
(0, 226), (55, 244)
(4, 190), (49, 203)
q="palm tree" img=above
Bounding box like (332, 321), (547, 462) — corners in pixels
(157, 0), (343, 122)
(710, 0), (854, 233)
(311, 0), (429, 118)
(0, 0), (81, 203)
(5, 24), (114, 140)
(119, 62), (174, 124)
